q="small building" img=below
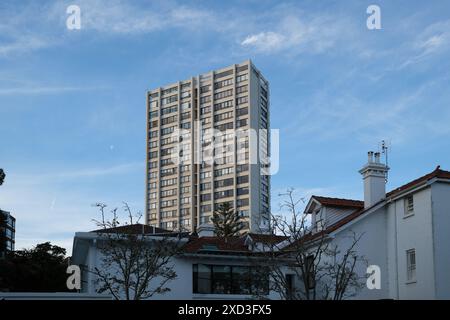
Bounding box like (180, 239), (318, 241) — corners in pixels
(0, 210), (15, 258)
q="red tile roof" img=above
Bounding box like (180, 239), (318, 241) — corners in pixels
(283, 206), (369, 251)
(387, 166), (450, 198)
(311, 196), (364, 209)
(91, 224), (171, 235)
(182, 236), (250, 254)
(320, 167), (450, 233)
(246, 233), (288, 244)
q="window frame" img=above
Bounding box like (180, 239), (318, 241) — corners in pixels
(406, 249), (417, 283)
(193, 264), (269, 295)
(404, 195), (414, 218)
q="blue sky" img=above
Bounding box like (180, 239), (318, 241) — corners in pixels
(0, 0), (449, 253)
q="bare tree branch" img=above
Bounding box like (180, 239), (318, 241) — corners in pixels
(89, 202), (181, 300)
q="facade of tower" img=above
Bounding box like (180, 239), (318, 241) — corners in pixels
(145, 60), (271, 233)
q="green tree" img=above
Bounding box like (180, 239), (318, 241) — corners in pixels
(0, 169), (5, 186)
(0, 242), (70, 292)
(211, 202), (243, 237)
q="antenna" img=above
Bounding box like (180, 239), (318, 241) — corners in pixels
(380, 140), (390, 182)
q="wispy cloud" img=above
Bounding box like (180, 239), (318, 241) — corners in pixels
(9, 162), (144, 186)
(0, 2), (57, 57)
(1, 162), (145, 253)
(0, 0), (217, 56)
(0, 85), (105, 96)
(240, 14), (347, 55)
(51, 0), (216, 35)
(241, 32), (286, 53)
(0, 33), (51, 57)
(398, 20), (450, 69)
(283, 74), (450, 147)
(56, 162), (144, 179)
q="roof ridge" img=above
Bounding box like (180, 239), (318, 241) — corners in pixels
(387, 166), (450, 197)
(312, 195), (363, 202)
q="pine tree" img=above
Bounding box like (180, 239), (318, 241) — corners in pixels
(211, 202), (243, 237)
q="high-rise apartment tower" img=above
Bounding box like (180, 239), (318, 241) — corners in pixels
(145, 60), (271, 233)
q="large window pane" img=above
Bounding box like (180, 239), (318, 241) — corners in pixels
(212, 265), (231, 294)
(251, 267), (269, 295)
(231, 266), (251, 294)
(195, 264), (212, 294)
(193, 264), (269, 295)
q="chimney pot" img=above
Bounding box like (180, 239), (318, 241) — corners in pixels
(368, 151), (374, 163)
(374, 152), (381, 163)
(197, 223), (215, 237)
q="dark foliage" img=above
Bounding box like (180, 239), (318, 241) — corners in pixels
(0, 242), (69, 292)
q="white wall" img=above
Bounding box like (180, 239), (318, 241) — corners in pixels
(78, 241), (282, 300)
(325, 207), (356, 227)
(392, 188), (435, 299)
(329, 185), (447, 300)
(331, 206), (389, 299)
(431, 182), (450, 299)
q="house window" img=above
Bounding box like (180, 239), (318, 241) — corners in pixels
(316, 218), (324, 232)
(306, 255), (315, 289)
(286, 274), (294, 299)
(405, 196), (414, 216)
(193, 264), (269, 295)
(406, 249), (416, 282)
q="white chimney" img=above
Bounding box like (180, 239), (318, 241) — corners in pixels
(359, 151), (389, 208)
(197, 223), (215, 237)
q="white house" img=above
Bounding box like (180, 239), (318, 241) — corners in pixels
(71, 224), (288, 300)
(303, 151), (450, 299)
(71, 152), (450, 300)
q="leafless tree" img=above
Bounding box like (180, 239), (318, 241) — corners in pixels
(252, 189), (367, 300)
(90, 202), (181, 300)
(321, 232), (367, 300)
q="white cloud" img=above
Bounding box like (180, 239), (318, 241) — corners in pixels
(284, 76), (450, 147)
(241, 32), (286, 53)
(0, 85), (104, 96)
(9, 162), (144, 185)
(240, 14), (346, 55)
(0, 2), (59, 57)
(56, 162), (144, 179)
(58, 0), (215, 35)
(0, 1), (217, 56)
(0, 34), (50, 57)
(398, 19), (450, 69)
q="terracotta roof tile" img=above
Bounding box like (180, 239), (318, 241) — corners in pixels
(312, 196), (364, 209)
(307, 167), (450, 238)
(387, 166), (450, 197)
(182, 236), (249, 253)
(246, 233), (288, 244)
(91, 224), (171, 235)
